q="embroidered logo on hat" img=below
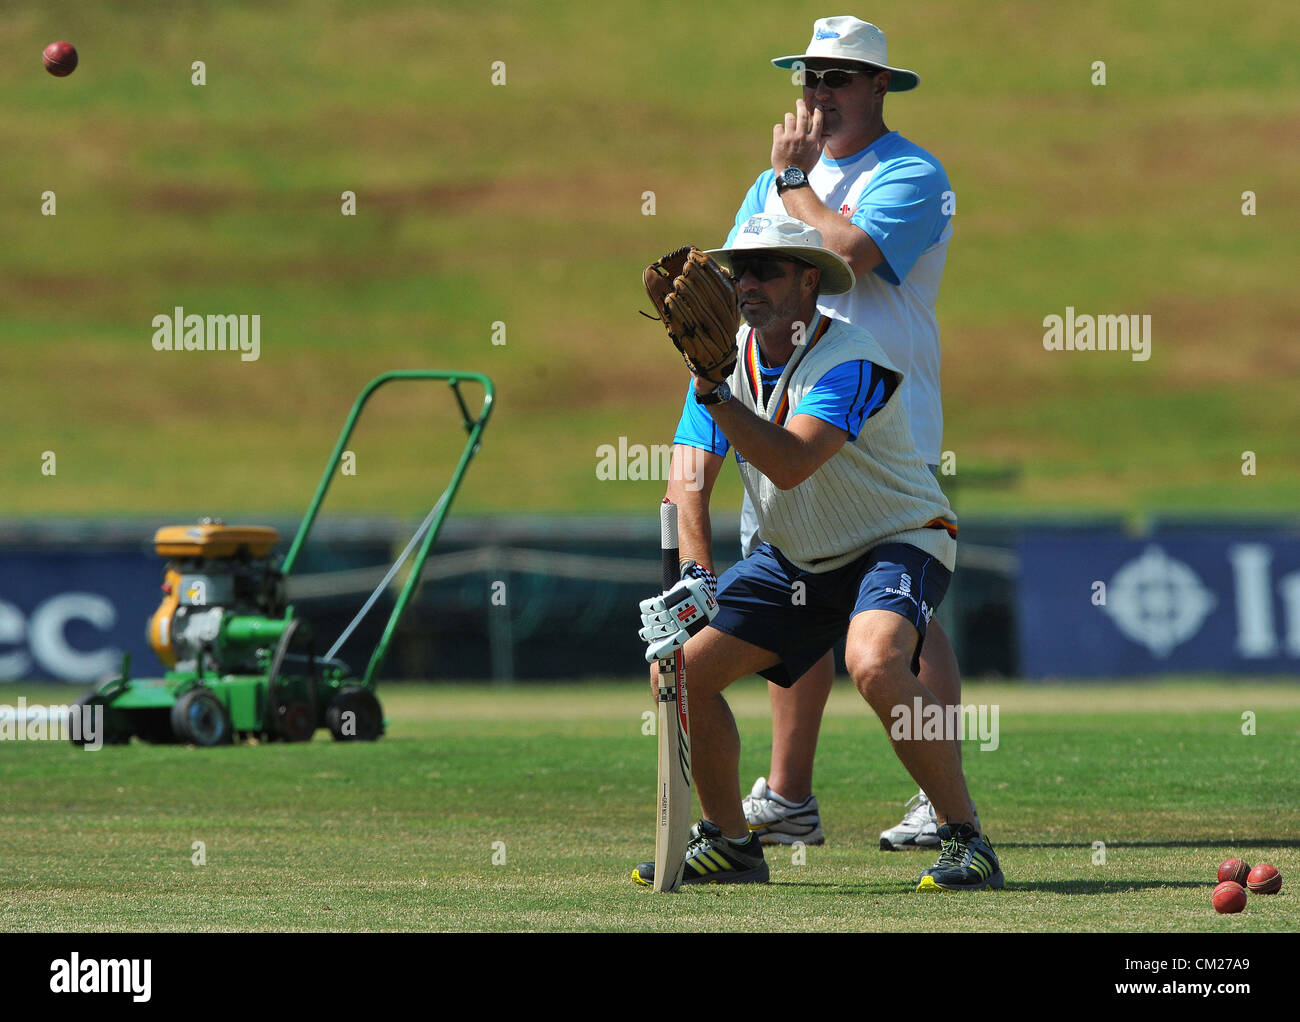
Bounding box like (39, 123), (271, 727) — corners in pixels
(814, 27), (840, 40)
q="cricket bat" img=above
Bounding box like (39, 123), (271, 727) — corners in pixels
(653, 498), (693, 892)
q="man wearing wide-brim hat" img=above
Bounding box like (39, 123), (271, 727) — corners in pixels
(723, 16), (976, 867)
(632, 214), (1000, 893)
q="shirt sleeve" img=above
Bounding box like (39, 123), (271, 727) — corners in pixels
(850, 156), (951, 285)
(790, 361), (897, 441)
(724, 170), (776, 246)
(672, 380), (730, 456)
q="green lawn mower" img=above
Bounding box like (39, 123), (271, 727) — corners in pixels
(72, 370), (494, 747)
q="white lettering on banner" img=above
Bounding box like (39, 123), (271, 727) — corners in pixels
(0, 594), (120, 682)
(1228, 544), (1278, 657)
(0, 600), (30, 678)
(1281, 573), (1300, 657)
(29, 594), (121, 681)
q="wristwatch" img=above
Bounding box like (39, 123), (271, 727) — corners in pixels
(775, 167), (809, 194)
(695, 381), (732, 406)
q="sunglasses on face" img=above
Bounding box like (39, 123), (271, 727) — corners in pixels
(730, 257), (797, 282)
(801, 67), (878, 89)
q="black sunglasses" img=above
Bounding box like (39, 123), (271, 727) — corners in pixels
(730, 256), (803, 282)
(801, 67), (880, 89)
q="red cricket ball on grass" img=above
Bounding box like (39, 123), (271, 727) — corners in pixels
(1212, 881), (1247, 914)
(1246, 863), (1282, 895)
(1217, 857), (1250, 886)
(43, 41), (78, 77)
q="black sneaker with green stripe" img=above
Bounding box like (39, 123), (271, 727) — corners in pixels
(632, 819), (770, 886)
(915, 822), (1003, 891)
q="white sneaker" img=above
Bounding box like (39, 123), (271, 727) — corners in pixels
(880, 790), (983, 851)
(742, 776), (824, 846)
(879, 790), (939, 850)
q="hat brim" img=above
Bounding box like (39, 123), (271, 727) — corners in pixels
(705, 245), (855, 296)
(771, 55), (919, 92)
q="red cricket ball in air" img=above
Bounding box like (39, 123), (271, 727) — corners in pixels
(43, 41), (79, 77)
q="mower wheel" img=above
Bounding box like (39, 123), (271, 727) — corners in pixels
(69, 691), (131, 746)
(326, 686), (384, 741)
(170, 689), (232, 746)
(275, 700), (316, 742)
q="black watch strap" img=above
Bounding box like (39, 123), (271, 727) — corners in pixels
(776, 167), (810, 194)
(695, 381), (731, 406)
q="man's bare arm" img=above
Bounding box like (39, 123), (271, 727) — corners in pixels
(770, 98), (887, 278)
(702, 397), (847, 490)
(665, 445), (724, 575)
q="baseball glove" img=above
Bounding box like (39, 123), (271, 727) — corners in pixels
(643, 246), (740, 385)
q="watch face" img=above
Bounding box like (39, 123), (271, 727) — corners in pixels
(783, 168), (806, 186)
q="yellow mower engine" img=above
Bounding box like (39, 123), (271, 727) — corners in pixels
(148, 520), (285, 671)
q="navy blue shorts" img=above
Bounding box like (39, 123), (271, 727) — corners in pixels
(709, 542), (951, 688)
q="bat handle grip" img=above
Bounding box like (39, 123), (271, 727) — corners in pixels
(660, 499), (679, 591)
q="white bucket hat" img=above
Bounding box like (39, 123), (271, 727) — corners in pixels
(771, 16), (920, 92)
(707, 214), (855, 295)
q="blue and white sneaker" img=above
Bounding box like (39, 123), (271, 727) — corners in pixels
(743, 777), (824, 846)
(916, 822), (1003, 891)
(633, 819), (770, 886)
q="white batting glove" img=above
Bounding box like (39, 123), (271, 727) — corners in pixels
(639, 564), (719, 663)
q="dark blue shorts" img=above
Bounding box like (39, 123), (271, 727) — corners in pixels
(709, 542), (951, 688)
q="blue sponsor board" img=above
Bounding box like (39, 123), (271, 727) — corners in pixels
(0, 550), (163, 683)
(1017, 530), (1300, 678)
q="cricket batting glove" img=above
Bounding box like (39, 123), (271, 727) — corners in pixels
(639, 562), (719, 663)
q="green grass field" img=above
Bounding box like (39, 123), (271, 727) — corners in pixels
(2, 680), (1297, 932)
(3, 1), (1299, 518)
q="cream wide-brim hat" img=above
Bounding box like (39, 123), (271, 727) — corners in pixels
(771, 16), (919, 92)
(707, 214), (855, 296)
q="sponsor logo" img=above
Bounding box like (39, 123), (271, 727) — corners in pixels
(884, 573), (918, 607)
(1103, 546), (1215, 657)
(814, 27), (841, 40)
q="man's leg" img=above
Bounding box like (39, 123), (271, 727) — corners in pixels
(846, 610), (974, 826)
(645, 625), (781, 833)
(681, 626), (781, 837)
(876, 616), (977, 848)
(846, 607), (1001, 890)
(919, 617), (959, 706)
(634, 625), (782, 886)
(764, 650), (834, 803)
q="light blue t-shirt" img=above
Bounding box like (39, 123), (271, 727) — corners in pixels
(723, 131), (952, 463)
(727, 132), (950, 285)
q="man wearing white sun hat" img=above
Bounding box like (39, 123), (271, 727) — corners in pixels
(724, 17), (979, 856)
(632, 214), (999, 891)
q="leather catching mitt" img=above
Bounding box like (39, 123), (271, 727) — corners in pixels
(643, 246), (740, 385)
